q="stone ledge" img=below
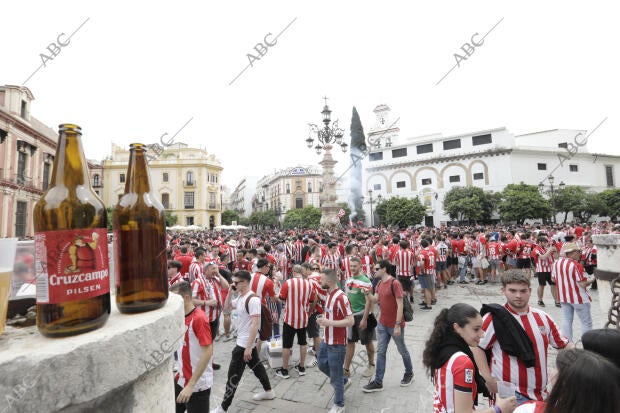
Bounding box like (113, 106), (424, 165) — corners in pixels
(0, 294), (184, 413)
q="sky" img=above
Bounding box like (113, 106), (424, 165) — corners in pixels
(3, 0), (620, 192)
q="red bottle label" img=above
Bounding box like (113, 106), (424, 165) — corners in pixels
(35, 228), (110, 304)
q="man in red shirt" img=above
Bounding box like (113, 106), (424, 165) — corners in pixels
(275, 265), (316, 379)
(231, 250), (251, 273)
(170, 281), (213, 412)
(473, 270), (570, 406)
(316, 269), (354, 413)
(551, 243), (594, 343)
(361, 260), (413, 393)
(250, 258), (276, 353)
(176, 246), (194, 280)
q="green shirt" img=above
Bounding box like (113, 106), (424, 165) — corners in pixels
(346, 274), (372, 314)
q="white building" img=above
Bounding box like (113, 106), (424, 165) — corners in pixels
(362, 104), (620, 226)
(229, 176), (259, 217)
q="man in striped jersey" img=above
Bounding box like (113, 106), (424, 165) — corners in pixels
(275, 264), (316, 379)
(551, 242), (594, 343)
(392, 240), (416, 302)
(321, 242), (341, 273)
(316, 269), (354, 413)
(188, 249), (206, 283)
(472, 271), (570, 406)
(532, 237), (559, 308)
(171, 281), (214, 412)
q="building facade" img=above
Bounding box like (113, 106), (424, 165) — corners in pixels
(0, 85), (57, 238)
(252, 166), (323, 221)
(229, 176), (259, 218)
(102, 142), (223, 229)
(363, 104), (620, 226)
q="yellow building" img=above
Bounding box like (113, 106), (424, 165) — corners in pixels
(103, 142), (223, 228)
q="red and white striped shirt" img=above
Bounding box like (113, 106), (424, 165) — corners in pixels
(394, 249), (415, 277)
(418, 248), (437, 276)
(359, 254), (373, 277)
(175, 308), (213, 392)
(191, 275), (209, 315)
(340, 256), (355, 281)
(433, 352), (476, 413)
(533, 245), (554, 273)
(487, 242), (501, 260)
(279, 277), (315, 329)
(292, 241), (304, 263)
(168, 272), (184, 287)
(250, 272), (276, 305)
(551, 258), (591, 304)
(321, 252), (340, 271)
(204, 276), (223, 321)
(323, 289), (352, 345)
(436, 242), (449, 262)
(479, 304), (568, 401)
(308, 272), (327, 315)
(189, 258), (203, 283)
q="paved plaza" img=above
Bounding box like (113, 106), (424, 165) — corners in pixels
(208, 280), (605, 413)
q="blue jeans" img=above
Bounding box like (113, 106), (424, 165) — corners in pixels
(375, 321), (413, 384)
(516, 392), (531, 406)
(560, 302), (592, 342)
(317, 342), (347, 407)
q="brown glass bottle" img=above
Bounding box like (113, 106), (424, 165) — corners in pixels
(34, 124), (111, 337)
(113, 143), (168, 313)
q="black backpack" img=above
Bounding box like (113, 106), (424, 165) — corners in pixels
(244, 294), (273, 341)
(386, 278), (413, 322)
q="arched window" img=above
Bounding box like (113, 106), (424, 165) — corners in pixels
(93, 174), (100, 187)
(186, 171), (194, 185)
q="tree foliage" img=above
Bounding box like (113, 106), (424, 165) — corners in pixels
(443, 187), (500, 223)
(221, 209), (240, 225)
(599, 189), (620, 221)
(165, 211), (178, 227)
(377, 196), (426, 228)
(249, 210), (277, 228)
(498, 183), (551, 224)
(573, 192), (607, 223)
(550, 185), (586, 224)
(282, 206), (322, 229)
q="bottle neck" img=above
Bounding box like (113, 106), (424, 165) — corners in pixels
(50, 131), (90, 187)
(125, 146), (152, 194)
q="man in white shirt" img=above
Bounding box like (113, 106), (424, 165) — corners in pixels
(211, 270), (274, 413)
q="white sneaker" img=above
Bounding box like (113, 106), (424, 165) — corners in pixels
(210, 406), (225, 413)
(328, 405), (345, 413)
(252, 390), (275, 401)
(361, 364), (376, 378)
(307, 347), (316, 355)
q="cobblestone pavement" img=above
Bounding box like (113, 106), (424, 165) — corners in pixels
(208, 279), (604, 413)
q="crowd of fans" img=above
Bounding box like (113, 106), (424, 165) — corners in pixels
(164, 221), (620, 413)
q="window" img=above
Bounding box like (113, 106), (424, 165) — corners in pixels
(184, 192), (195, 209)
(416, 143), (433, 154)
(42, 162), (51, 191)
(308, 182), (312, 193)
(472, 134), (492, 146)
(373, 183), (381, 190)
(295, 179), (302, 191)
(421, 178), (432, 185)
(392, 148), (407, 158)
(120, 173), (126, 183)
(443, 139), (461, 150)
(0, 127), (7, 144)
(286, 183), (290, 194)
(558, 142), (568, 149)
(163, 172), (169, 182)
(161, 193), (170, 209)
(369, 152), (383, 161)
(186, 217), (194, 226)
(17, 152), (26, 182)
(209, 192), (216, 209)
(449, 175), (461, 183)
(20, 100), (27, 118)
(186, 171), (194, 186)
(295, 198), (303, 209)
(396, 181), (406, 188)
(569, 164), (578, 172)
(473, 172), (484, 180)
(15, 201), (27, 238)
(93, 174), (100, 187)
(606, 165), (614, 187)
(537, 163), (547, 171)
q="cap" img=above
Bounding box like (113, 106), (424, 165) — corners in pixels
(563, 242), (580, 253)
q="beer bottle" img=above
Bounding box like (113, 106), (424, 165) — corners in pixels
(34, 124), (111, 337)
(113, 143), (168, 313)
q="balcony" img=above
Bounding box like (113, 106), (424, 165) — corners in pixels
(183, 180), (195, 187)
(0, 168), (43, 194)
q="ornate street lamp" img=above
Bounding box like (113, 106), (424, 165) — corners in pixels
(306, 97), (348, 227)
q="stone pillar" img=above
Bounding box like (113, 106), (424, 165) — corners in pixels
(319, 145), (340, 228)
(0, 294), (184, 412)
(592, 234), (620, 329)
